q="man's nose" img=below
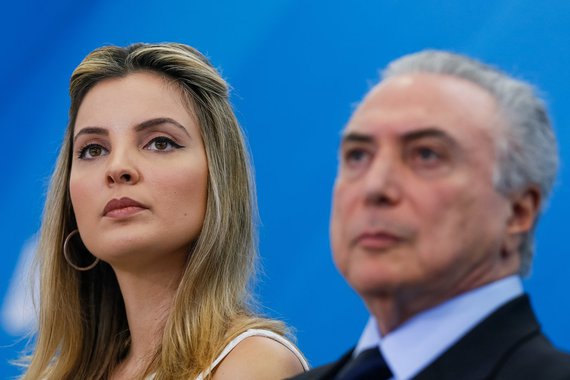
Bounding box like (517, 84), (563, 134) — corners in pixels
(363, 156), (402, 207)
(105, 149), (140, 186)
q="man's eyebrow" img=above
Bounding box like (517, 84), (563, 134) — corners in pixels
(341, 132), (374, 145)
(402, 127), (457, 146)
(73, 127), (108, 143)
(134, 117), (191, 138)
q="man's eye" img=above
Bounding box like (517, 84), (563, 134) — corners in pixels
(145, 137), (183, 152)
(78, 144), (108, 160)
(410, 146), (445, 167)
(345, 148), (370, 164)
(416, 147), (439, 160)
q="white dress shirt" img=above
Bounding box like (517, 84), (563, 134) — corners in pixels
(353, 275), (524, 380)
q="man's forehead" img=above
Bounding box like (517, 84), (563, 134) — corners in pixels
(345, 72), (503, 138)
(362, 72), (495, 106)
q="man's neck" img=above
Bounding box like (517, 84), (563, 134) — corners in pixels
(365, 268), (519, 335)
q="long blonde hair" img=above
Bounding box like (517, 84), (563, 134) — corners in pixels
(22, 43), (285, 379)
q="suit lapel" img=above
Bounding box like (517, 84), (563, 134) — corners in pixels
(412, 295), (541, 380)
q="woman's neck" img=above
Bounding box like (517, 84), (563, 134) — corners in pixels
(111, 260), (185, 378)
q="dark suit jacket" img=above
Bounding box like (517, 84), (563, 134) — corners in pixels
(290, 296), (570, 379)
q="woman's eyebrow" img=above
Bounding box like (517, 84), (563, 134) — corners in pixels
(73, 127), (108, 143)
(73, 117), (191, 143)
(135, 117), (191, 138)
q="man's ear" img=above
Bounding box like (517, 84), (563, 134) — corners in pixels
(507, 187), (541, 234)
(502, 187), (541, 257)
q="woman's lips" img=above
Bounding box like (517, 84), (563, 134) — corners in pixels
(103, 197), (148, 218)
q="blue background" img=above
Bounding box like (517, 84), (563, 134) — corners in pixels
(1, 1), (569, 377)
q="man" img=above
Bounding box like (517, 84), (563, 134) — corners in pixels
(292, 51), (570, 379)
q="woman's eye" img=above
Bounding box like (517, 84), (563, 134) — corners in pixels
(145, 137), (183, 152)
(78, 144), (108, 160)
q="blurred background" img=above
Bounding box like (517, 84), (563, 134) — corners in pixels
(1, 0), (569, 377)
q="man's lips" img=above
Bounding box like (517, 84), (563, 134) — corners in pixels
(103, 197), (148, 217)
(354, 231), (404, 250)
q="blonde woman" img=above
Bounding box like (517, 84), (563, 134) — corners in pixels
(21, 43), (308, 379)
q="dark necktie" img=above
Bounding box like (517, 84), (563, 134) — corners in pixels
(336, 346), (393, 380)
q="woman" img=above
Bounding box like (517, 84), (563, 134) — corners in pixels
(21, 43), (308, 379)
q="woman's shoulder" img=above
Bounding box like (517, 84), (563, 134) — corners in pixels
(208, 329), (308, 380)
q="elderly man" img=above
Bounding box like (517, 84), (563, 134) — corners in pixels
(292, 51), (570, 380)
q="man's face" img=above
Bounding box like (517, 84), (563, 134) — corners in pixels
(331, 73), (519, 311)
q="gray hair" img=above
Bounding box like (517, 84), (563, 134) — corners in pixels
(382, 50), (559, 276)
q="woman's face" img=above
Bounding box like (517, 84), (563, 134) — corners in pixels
(69, 71), (208, 270)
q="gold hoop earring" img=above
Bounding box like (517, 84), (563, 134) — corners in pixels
(63, 229), (100, 271)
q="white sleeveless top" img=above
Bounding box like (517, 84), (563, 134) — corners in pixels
(147, 328), (309, 379)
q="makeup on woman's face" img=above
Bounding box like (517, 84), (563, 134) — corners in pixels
(70, 71), (208, 271)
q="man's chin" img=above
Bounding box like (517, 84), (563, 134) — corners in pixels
(347, 272), (399, 298)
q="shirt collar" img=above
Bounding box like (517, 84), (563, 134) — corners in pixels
(353, 275), (523, 380)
